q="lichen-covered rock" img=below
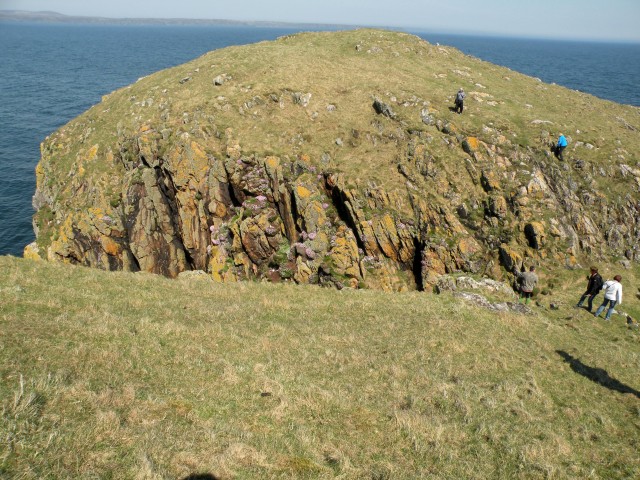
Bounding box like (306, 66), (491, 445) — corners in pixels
(488, 195), (508, 218)
(462, 137), (480, 155)
(453, 292), (532, 315)
(436, 275), (516, 299)
(527, 170), (550, 198)
(328, 226), (361, 279)
(239, 211), (283, 265)
(499, 244), (523, 271)
(481, 169), (501, 192)
(23, 242), (42, 261)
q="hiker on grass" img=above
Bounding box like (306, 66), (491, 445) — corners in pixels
(454, 88), (465, 114)
(554, 133), (568, 160)
(575, 266), (603, 312)
(594, 275), (622, 321)
(513, 265), (538, 304)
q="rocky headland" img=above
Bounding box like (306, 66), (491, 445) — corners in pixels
(26, 29), (640, 291)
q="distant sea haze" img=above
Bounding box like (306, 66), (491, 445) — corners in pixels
(0, 23), (638, 256)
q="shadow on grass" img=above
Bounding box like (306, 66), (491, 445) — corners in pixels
(556, 350), (640, 398)
(181, 474), (220, 480)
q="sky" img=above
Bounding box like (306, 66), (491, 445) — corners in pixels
(2, 0), (639, 42)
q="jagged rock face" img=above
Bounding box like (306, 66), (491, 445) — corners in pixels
(29, 30), (640, 290)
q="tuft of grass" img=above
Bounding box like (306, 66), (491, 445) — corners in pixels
(1, 255), (639, 479)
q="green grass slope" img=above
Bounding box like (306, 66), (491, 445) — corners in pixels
(1, 255), (639, 479)
(41, 28), (640, 194)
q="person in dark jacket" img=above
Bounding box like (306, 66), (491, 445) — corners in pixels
(575, 266), (603, 312)
(454, 88), (465, 114)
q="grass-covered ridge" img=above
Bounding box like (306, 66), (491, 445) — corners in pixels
(2, 255), (639, 478)
(41, 28), (640, 202)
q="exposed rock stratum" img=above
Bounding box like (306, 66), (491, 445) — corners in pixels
(27, 30), (640, 290)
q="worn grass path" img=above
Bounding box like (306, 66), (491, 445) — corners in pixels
(1, 256), (639, 479)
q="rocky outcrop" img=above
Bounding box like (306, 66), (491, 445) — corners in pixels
(27, 29), (640, 291)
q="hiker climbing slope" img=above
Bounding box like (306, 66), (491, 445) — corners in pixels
(454, 88), (465, 114)
(554, 133), (568, 160)
(575, 266), (603, 312)
(594, 275), (623, 321)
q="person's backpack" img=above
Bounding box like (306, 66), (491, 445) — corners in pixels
(593, 275), (604, 292)
(456, 92), (464, 103)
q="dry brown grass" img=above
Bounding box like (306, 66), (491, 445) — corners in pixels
(1, 255), (639, 478)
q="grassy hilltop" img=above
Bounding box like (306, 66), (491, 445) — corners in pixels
(1, 256), (639, 478)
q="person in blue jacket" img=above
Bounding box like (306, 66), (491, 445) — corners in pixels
(554, 133), (568, 160)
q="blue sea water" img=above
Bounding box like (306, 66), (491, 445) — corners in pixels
(0, 23), (638, 256)
(417, 32), (640, 106)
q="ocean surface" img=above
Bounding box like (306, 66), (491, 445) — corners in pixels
(1, 23), (638, 256)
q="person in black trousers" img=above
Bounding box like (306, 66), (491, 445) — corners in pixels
(554, 133), (568, 160)
(454, 88), (465, 114)
(575, 266), (603, 312)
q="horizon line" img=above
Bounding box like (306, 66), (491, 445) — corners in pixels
(1, 9), (639, 45)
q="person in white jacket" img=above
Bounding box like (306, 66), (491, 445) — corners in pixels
(594, 275), (622, 321)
